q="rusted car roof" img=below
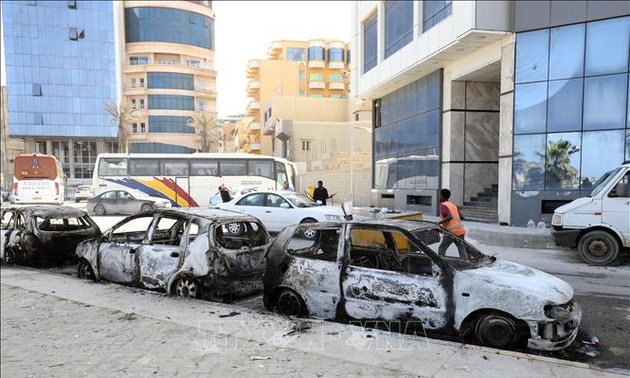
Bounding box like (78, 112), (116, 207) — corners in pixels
(152, 207), (263, 222)
(17, 205), (88, 218)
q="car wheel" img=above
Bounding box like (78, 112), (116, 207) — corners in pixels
(4, 248), (17, 265)
(577, 230), (620, 266)
(77, 259), (96, 280)
(174, 276), (199, 299)
(227, 222), (243, 235)
(140, 203), (154, 213)
(275, 289), (306, 316)
(475, 313), (519, 350)
(300, 218), (317, 240)
(94, 205), (106, 216)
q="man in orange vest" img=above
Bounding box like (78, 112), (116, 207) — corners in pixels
(437, 188), (467, 258)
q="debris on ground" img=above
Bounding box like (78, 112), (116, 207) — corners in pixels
(579, 336), (601, 357)
(218, 311), (241, 318)
(284, 320), (312, 336)
(118, 312), (137, 321)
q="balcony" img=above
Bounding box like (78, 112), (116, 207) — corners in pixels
(248, 122), (261, 134)
(328, 82), (345, 90)
(247, 143), (261, 152)
(308, 60), (325, 69)
(267, 41), (283, 59)
(263, 118), (276, 136)
(248, 101), (260, 110)
(309, 82), (325, 90)
(328, 61), (345, 70)
(247, 60), (260, 70)
(247, 81), (260, 95)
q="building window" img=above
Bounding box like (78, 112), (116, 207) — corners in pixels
(130, 56), (149, 65)
(139, 99), (145, 109)
(186, 59), (200, 68)
(35, 141), (47, 154)
(147, 72), (194, 90)
(139, 78), (145, 88)
(131, 78), (137, 88)
(329, 74), (343, 82)
(34, 113), (43, 125)
(385, 1), (413, 58)
(363, 14), (377, 73)
(423, 0), (452, 32)
(327, 48), (344, 63)
(301, 140), (311, 151)
(287, 47), (305, 61)
(198, 101), (205, 111)
(310, 73), (324, 82)
(132, 123), (138, 133)
(148, 95), (195, 110)
(131, 99), (137, 109)
(32, 83), (42, 96)
(69, 27), (78, 41)
(308, 46), (325, 61)
(140, 123), (146, 133)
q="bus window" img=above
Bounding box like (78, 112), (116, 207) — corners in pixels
(161, 159), (189, 176)
(190, 159), (218, 176)
(275, 161), (287, 187)
(248, 160), (273, 179)
(98, 158), (128, 176)
(220, 160), (247, 176)
(130, 159), (160, 176)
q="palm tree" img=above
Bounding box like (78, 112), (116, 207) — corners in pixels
(187, 111), (222, 152)
(539, 139), (580, 188)
(105, 100), (139, 153)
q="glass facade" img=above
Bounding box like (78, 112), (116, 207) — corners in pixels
(384, 0), (413, 59)
(149, 116), (195, 134)
(130, 143), (196, 154)
(286, 47), (305, 61)
(363, 14), (377, 73)
(125, 7), (214, 50)
(423, 0), (452, 32)
(513, 16), (630, 192)
(147, 72), (194, 90)
(148, 95), (195, 110)
(374, 70), (441, 190)
(3, 1), (117, 138)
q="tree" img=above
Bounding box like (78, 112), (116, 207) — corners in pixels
(105, 100), (139, 153)
(540, 139), (580, 188)
(187, 111), (223, 152)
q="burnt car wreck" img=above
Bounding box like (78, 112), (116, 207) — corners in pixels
(1, 205), (101, 266)
(75, 208), (271, 302)
(263, 220), (581, 352)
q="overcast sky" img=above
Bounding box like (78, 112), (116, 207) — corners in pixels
(0, 2), (352, 117)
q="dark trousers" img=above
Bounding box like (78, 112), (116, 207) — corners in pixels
(438, 234), (467, 258)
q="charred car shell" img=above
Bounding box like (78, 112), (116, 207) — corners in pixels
(75, 208), (271, 302)
(2, 205), (101, 266)
(264, 220), (581, 352)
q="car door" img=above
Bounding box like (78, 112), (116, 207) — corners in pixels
(234, 193), (270, 228)
(98, 191), (118, 213)
(0, 209), (16, 260)
(97, 214), (152, 284)
(341, 226), (448, 330)
(603, 170), (630, 246)
(137, 215), (185, 290)
(262, 193), (295, 231)
(118, 191), (137, 214)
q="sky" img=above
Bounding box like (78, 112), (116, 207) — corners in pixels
(212, 1), (352, 118)
(0, 1), (353, 116)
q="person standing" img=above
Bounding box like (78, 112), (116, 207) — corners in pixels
(313, 180), (334, 205)
(282, 181), (295, 191)
(437, 188), (467, 258)
(219, 184), (232, 203)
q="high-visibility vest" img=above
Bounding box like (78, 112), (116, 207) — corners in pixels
(442, 201), (466, 236)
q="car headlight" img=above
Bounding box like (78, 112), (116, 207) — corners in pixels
(544, 301), (574, 322)
(325, 214), (342, 221)
(551, 214), (562, 226)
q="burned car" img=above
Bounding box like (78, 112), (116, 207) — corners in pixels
(264, 220), (581, 352)
(2, 206), (101, 266)
(75, 208), (270, 301)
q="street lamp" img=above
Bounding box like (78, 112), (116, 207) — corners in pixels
(350, 125), (372, 205)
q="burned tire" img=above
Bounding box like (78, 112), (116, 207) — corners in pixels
(140, 203), (154, 213)
(275, 289), (306, 316)
(94, 205), (106, 216)
(173, 276), (199, 299)
(475, 313), (519, 350)
(300, 218), (317, 240)
(77, 259), (96, 280)
(577, 230), (620, 266)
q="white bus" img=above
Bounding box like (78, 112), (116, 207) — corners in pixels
(92, 153), (298, 207)
(12, 153), (66, 205)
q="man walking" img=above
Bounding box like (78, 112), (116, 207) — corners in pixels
(313, 180), (334, 205)
(437, 188), (467, 258)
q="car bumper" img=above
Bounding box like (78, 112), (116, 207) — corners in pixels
(527, 302), (582, 351)
(551, 228), (579, 248)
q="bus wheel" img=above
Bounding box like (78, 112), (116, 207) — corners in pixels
(94, 205), (106, 216)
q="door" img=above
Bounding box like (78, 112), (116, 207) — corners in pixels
(137, 216), (185, 289)
(341, 227), (448, 330)
(97, 215), (153, 284)
(262, 193), (295, 230)
(603, 170), (630, 246)
(234, 193), (270, 228)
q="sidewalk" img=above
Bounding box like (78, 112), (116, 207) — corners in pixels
(1, 266), (625, 377)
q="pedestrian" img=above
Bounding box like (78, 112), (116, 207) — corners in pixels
(313, 180), (334, 205)
(437, 188), (467, 258)
(219, 184), (232, 203)
(283, 181), (295, 192)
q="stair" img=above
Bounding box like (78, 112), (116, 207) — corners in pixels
(459, 184), (498, 224)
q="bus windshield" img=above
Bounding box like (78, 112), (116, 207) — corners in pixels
(14, 155), (58, 180)
(12, 154), (66, 205)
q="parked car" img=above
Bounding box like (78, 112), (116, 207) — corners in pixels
(209, 186), (257, 206)
(75, 208), (271, 302)
(215, 190), (346, 239)
(1, 205), (101, 266)
(264, 220), (581, 352)
(87, 188), (172, 215)
(74, 185), (95, 202)
(1, 206), (19, 262)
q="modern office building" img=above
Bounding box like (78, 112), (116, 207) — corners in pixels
(1, 0), (216, 186)
(351, 1), (629, 226)
(122, 0), (216, 153)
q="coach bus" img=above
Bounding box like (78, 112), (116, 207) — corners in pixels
(12, 153), (66, 204)
(92, 153), (299, 207)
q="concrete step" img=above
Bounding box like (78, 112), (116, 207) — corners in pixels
(463, 202), (498, 209)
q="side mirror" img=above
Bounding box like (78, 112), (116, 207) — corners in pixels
(316, 200), (323, 205)
(280, 202), (290, 209)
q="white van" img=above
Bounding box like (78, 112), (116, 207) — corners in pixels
(551, 162), (630, 265)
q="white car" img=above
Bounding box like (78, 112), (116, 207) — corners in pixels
(215, 190), (346, 239)
(209, 187), (257, 206)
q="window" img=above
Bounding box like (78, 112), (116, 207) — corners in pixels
(110, 216), (154, 243)
(148, 115), (195, 134)
(515, 29), (549, 84)
(423, 0), (452, 32)
(131, 99), (137, 109)
(190, 159), (218, 175)
(286, 227), (339, 262)
(583, 74), (627, 130)
(131, 78), (137, 88)
(140, 99), (145, 109)
(161, 160), (189, 176)
(69, 27), (78, 41)
(514, 82), (547, 134)
(547, 79), (583, 132)
(139, 78), (145, 88)
(237, 193), (265, 207)
(140, 123), (146, 133)
(132, 123), (138, 133)
(301, 140), (311, 151)
(513, 134), (546, 190)
(309, 73), (324, 81)
(327, 48), (344, 62)
(186, 59), (200, 68)
(98, 158), (128, 176)
(219, 160), (247, 175)
(35, 141), (47, 154)
(129, 159), (160, 176)
(32, 83), (42, 96)
(286, 47), (305, 61)
(247, 160), (274, 179)
(148, 95), (195, 111)
(549, 24), (585, 80)
(585, 17), (630, 76)
(308, 46), (325, 61)
(363, 14), (377, 73)
(198, 101), (205, 111)
(34, 113), (43, 125)
(130, 56), (149, 65)
(385, 0), (414, 58)
(329, 74), (343, 82)
(147, 72), (194, 90)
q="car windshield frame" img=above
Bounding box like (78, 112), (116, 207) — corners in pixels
(283, 193), (319, 208)
(589, 167), (622, 197)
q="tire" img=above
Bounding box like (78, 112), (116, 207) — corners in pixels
(475, 313), (519, 350)
(300, 218), (317, 240)
(577, 230), (620, 266)
(77, 259), (96, 280)
(140, 203), (154, 213)
(94, 205), (106, 216)
(275, 289), (307, 316)
(227, 222), (243, 235)
(173, 276), (199, 299)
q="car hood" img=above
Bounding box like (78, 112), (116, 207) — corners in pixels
(299, 205), (345, 215)
(553, 197), (593, 214)
(459, 259), (573, 304)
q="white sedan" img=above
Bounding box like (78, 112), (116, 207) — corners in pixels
(215, 190), (346, 238)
